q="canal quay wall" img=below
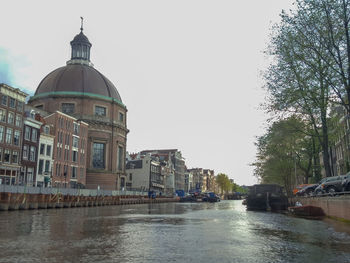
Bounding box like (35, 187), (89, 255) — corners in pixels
(292, 196), (350, 221)
(0, 185), (177, 211)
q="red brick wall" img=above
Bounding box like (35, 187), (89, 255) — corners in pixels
(30, 96), (127, 190)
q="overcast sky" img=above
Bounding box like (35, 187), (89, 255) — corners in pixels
(0, 0), (294, 185)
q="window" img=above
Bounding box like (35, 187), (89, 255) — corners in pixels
(82, 45), (87, 58)
(64, 165), (68, 177)
(59, 117), (64, 128)
(1, 95), (7, 106)
(5, 128), (12, 144)
(72, 166), (77, 178)
(23, 145), (28, 159)
(0, 126), (4, 143)
(38, 160), (44, 175)
(129, 173), (132, 181)
(29, 146), (36, 162)
(45, 160), (50, 173)
(64, 149), (69, 161)
(119, 112), (124, 123)
(9, 98), (15, 108)
(13, 130), (20, 146)
(118, 146), (123, 171)
(80, 168), (84, 179)
(93, 142), (105, 169)
(27, 168), (33, 184)
(0, 148), (2, 161)
(0, 109), (6, 122)
(61, 103), (75, 114)
(7, 112), (14, 124)
(72, 150), (78, 162)
(65, 134), (70, 146)
(81, 139), (85, 149)
(56, 146), (61, 160)
(59, 132), (63, 143)
(44, 126), (50, 134)
(120, 177), (125, 188)
(4, 149), (10, 163)
(95, 106), (106, 116)
(17, 101), (23, 112)
(73, 123), (79, 135)
(31, 129), (37, 142)
(46, 145), (51, 157)
(56, 163), (61, 177)
(15, 115), (21, 127)
(57, 131), (62, 143)
(40, 144), (45, 155)
(12, 151), (18, 163)
(80, 152), (85, 163)
(73, 137), (79, 148)
(24, 126), (30, 140)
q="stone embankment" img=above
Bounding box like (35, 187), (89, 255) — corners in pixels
(0, 185), (177, 211)
(291, 195), (350, 221)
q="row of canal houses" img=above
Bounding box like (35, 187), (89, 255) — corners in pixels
(0, 83), (88, 188)
(125, 150), (220, 195)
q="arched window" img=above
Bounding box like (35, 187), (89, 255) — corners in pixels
(77, 45), (81, 57)
(93, 142), (105, 169)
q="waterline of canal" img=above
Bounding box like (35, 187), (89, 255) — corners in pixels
(1, 200), (350, 263)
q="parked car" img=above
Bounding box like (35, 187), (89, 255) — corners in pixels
(314, 177), (334, 195)
(314, 175), (348, 195)
(342, 174), (350, 192)
(296, 184), (318, 196)
(293, 184), (312, 195)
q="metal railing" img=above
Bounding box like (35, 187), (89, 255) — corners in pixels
(0, 185), (148, 197)
(297, 190), (350, 198)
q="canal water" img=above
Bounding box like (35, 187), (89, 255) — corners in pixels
(1, 200), (350, 263)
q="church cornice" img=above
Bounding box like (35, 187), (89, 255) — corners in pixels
(29, 91), (126, 109)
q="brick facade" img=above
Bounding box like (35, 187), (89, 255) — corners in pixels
(29, 97), (127, 190)
(44, 111), (88, 188)
(0, 84), (27, 185)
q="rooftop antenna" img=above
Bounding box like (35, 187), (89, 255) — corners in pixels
(80, 17), (84, 32)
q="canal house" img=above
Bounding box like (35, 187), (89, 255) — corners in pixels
(0, 84), (27, 185)
(21, 109), (42, 186)
(126, 154), (165, 193)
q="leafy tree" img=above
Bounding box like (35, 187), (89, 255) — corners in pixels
(264, 1), (334, 177)
(290, 0), (350, 114)
(231, 183), (248, 194)
(253, 117), (317, 195)
(216, 173), (231, 194)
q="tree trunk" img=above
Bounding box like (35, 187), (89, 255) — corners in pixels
(321, 113), (332, 178)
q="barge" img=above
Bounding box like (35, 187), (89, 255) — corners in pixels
(244, 184), (288, 211)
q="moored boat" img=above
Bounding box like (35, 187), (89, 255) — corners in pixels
(202, 192), (220, 202)
(288, 205), (325, 219)
(180, 195), (197, 202)
(244, 184), (288, 211)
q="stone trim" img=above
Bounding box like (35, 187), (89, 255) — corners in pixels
(29, 91), (126, 108)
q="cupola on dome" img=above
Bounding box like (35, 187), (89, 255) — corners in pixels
(31, 20), (124, 106)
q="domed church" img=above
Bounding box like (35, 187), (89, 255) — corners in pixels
(28, 22), (128, 190)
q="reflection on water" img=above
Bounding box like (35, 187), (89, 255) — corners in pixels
(1, 201), (350, 263)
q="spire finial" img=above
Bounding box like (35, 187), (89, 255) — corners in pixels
(80, 17), (84, 32)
